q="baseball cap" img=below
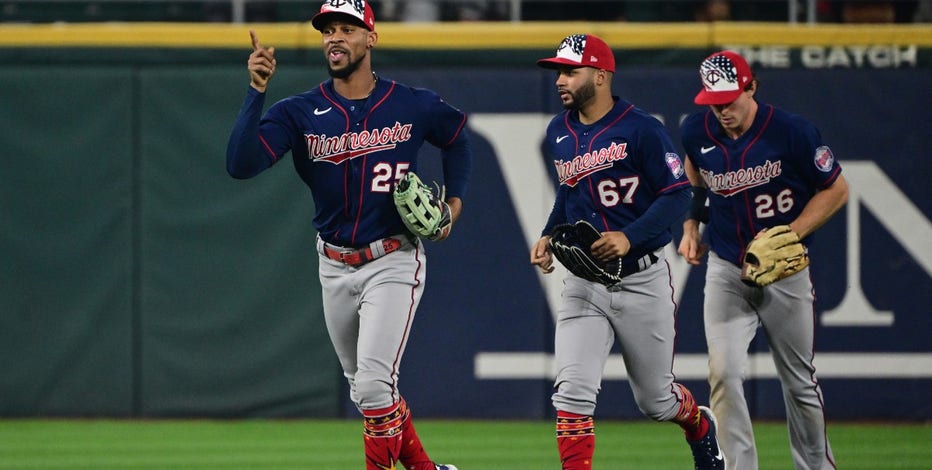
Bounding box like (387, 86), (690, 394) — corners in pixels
(311, 0), (375, 32)
(694, 50), (753, 105)
(537, 34), (616, 73)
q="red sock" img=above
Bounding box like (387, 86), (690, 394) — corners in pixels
(556, 411), (595, 470)
(397, 399), (434, 470)
(672, 383), (709, 441)
(363, 402), (404, 470)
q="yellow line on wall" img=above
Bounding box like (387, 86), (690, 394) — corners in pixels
(713, 22), (932, 46)
(0, 21), (930, 49)
(0, 22), (312, 48)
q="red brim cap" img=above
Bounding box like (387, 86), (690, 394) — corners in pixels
(694, 50), (752, 105)
(694, 88), (743, 105)
(312, 0), (375, 31)
(537, 34), (615, 73)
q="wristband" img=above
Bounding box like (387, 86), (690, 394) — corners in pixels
(689, 186), (709, 223)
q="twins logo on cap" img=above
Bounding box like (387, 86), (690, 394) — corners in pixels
(702, 55), (739, 90)
(694, 50), (752, 105)
(312, 0), (375, 31)
(537, 33), (616, 73)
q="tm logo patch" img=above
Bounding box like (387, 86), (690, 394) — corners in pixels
(814, 146), (835, 172)
(665, 153), (685, 178)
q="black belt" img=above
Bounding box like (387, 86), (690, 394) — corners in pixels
(618, 252), (660, 278)
(321, 237), (404, 267)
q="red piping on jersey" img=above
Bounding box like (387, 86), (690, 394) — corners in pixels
(702, 105), (774, 253)
(365, 80), (396, 127)
(702, 111), (734, 246)
(319, 83), (358, 240)
(820, 165), (842, 190)
(445, 114), (468, 147)
(351, 156), (368, 245)
(738, 105), (775, 246)
(582, 104), (634, 230)
(342, 164), (350, 221)
(658, 179), (691, 194)
(258, 133), (278, 162)
(318, 82), (352, 129)
(347, 81), (397, 245)
(561, 112), (581, 144)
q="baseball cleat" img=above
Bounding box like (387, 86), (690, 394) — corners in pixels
(687, 406), (725, 470)
(435, 465), (458, 470)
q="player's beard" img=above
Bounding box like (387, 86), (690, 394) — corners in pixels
(563, 79), (596, 111)
(328, 51), (365, 79)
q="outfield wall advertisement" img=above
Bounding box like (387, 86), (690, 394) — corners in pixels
(391, 66), (931, 421)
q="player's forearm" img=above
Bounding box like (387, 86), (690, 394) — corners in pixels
(446, 197), (463, 225)
(789, 175), (849, 239)
(682, 218), (701, 235)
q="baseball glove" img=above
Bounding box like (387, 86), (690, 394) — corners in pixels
(549, 221), (623, 287)
(393, 171), (452, 241)
(740, 225), (810, 287)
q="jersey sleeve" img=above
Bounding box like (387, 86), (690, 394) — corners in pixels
(540, 113), (568, 186)
(618, 119), (690, 248)
(542, 185), (569, 237)
(440, 131), (472, 200)
(415, 87), (468, 150)
(416, 87), (473, 200)
(226, 87), (295, 179)
(788, 115), (842, 189)
(637, 120), (691, 195)
(540, 115), (570, 236)
(678, 111), (706, 166)
(621, 189), (690, 248)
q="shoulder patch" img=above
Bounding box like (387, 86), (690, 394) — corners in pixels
(665, 153), (685, 178)
(814, 146), (835, 172)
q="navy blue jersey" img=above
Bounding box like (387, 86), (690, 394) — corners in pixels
(227, 76), (471, 247)
(542, 98), (690, 259)
(680, 102), (842, 266)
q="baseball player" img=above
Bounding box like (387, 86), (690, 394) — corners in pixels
(529, 33), (725, 470)
(225, 1), (470, 469)
(678, 50), (848, 470)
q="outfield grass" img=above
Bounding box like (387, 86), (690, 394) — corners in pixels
(1, 419), (929, 469)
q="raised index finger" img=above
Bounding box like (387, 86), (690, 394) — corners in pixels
(249, 30), (261, 51)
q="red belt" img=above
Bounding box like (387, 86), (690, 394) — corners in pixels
(322, 238), (404, 267)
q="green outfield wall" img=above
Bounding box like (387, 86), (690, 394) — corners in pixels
(0, 61), (340, 417)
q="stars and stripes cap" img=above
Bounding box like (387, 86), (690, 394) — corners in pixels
(537, 34), (616, 73)
(694, 50), (753, 105)
(312, 0), (375, 31)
